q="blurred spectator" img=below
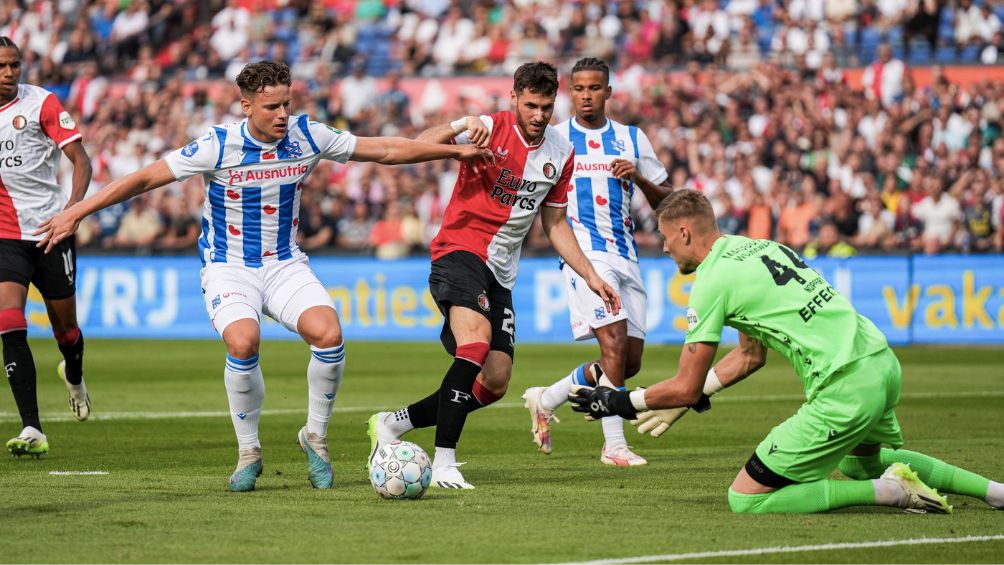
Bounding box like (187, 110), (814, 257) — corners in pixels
(337, 200), (375, 252)
(913, 177), (962, 254)
(861, 44), (905, 108)
(804, 222), (858, 259)
(113, 197), (162, 251)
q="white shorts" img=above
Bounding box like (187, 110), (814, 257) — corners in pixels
(562, 253), (646, 341)
(200, 254), (334, 335)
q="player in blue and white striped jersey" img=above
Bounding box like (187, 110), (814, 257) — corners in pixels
(37, 61), (490, 492)
(523, 58), (672, 466)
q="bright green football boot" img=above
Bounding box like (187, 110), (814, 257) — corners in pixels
(7, 427), (49, 458)
(297, 426), (332, 489)
(882, 462), (953, 514)
(228, 448), (262, 492)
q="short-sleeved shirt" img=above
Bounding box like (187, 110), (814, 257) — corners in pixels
(0, 84), (83, 241)
(431, 111), (574, 289)
(163, 115), (356, 267)
(556, 117), (668, 263)
(685, 235), (888, 400)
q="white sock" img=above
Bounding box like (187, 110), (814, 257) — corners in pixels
(433, 447), (456, 470)
(306, 344), (345, 438)
(224, 354), (265, 451)
(986, 480), (1004, 509)
(387, 408), (414, 437)
(601, 415), (626, 448)
(872, 478), (909, 508)
(541, 363), (592, 411)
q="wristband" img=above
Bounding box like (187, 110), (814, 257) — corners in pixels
(691, 393), (712, 413)
(703, 367), (724, 396)
(450, 117), (468, 134)
(629, 388), (649, 411)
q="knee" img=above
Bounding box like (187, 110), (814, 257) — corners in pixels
(480, 366), (510, 397)
(727, 488), (760, 514)
(226, 336), (260, 360)
(309, 327), (343, 350)
(838, 454), (884, 480)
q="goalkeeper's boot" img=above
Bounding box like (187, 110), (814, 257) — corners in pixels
(366, 412), (400, 470)
(58, 360), (91, 422)
(522, 387), (559, 454)
(228, 447), (262, 492)
(600, 442), (648, 467)
(297, 426), (333, 489)
(881, 462), (952, 514)
(431, 462), (475, 490)
(6, 426), (48, 458)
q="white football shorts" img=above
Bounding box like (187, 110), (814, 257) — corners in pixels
(562, 252), (646, 341)
(200, 254), (334, 335)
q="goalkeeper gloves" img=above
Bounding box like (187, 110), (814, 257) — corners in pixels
(568, 385), (638, 420)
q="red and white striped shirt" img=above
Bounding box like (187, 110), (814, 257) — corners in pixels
(431, 111), (574, 289)
(0, 84), (82, 241)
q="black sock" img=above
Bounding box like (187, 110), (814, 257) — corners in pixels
(434, 358), (480, 449)
(57, 331), (84, 385)
(406, 391), (439, 429)
(2, 330), (40, 431)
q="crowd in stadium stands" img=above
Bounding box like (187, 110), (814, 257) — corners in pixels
(4, 0), (1004, 256)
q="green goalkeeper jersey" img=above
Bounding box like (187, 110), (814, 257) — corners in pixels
(685, 235), (888, 400)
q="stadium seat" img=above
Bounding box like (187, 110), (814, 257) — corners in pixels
(960, 45), (981, 62)
(908, 41), (932, 63)
(934, 45), (957, 63)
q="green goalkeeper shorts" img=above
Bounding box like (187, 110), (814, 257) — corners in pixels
(754, 347), (905, 484)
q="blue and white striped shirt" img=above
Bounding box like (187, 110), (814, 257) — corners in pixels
(164, 115), (356, 267)
(556, 118), (667, 262)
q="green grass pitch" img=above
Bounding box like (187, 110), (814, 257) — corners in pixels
(1, 339), (1002, 563)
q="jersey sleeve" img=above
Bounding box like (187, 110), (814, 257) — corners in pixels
(39, 93), (82, 149)
(635, 129), (669, 185)
(308, 121), (358, 163)
(684, 272), (728, 344)
(452, 114), (494, 145)
(163, 129), (222, 181)
(544, 151), (573, 208)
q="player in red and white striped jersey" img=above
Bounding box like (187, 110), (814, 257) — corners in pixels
(368, 62), (622, 489)
(0, 38), (94, 458)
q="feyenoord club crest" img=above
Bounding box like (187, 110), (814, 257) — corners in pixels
(11, 115), (26, 130)
(477, 292), (490, 312)
(543, 162), (556, 180)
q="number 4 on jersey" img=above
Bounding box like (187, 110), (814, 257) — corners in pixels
(760, 246), (810, 287)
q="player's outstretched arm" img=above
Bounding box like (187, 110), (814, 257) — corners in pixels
(567, 341), (718, 421)
(540, 205), (621, 316)
(35, 159), (176, 253)
(351, 136), (492, 166)
(415, 116), (490, 146)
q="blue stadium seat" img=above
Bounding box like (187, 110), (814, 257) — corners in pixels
(908, 40), (932, 63)
(859, 27), (881, 62)
(935, 45), (958, 63)
(960, 45), (982, 62)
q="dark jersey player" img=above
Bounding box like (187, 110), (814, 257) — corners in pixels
(367, 62), (621, 489)
(0, 38), (93, 458)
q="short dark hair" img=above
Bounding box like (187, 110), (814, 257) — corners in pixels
(513, 62), (559, 97)
(655, 189), (717, 230)
(571, 57), (609, 83)
(0, 36), (21, 58)
(236, 61), (291, 99)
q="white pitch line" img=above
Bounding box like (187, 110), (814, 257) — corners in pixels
(48, 471), (109, 476)
(2, 390), (1002, 423)
(559, 534), (1004, 565)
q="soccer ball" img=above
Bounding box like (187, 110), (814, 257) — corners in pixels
(369, 440), (432, 499)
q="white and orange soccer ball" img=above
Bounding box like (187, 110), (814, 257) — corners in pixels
(369, 440), (432, 499)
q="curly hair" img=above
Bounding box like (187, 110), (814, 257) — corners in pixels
(513, 61), (559, 97)
(571, 57), (609, 83)
(235, 61), (292, 98)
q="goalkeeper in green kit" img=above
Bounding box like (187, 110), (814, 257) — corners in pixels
(569, 189), (1004, 514)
